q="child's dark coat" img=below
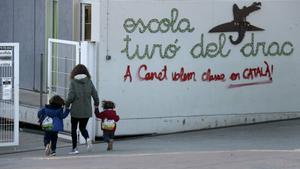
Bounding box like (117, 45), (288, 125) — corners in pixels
(38, 105), (70, 132)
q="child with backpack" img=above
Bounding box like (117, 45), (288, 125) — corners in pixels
(37, 95), (70, 156)
(95, 100), (120, 151)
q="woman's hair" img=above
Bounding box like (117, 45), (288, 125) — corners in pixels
(70, 64), (91, 79)
(49, 95), (65, 107)
(102, 100), (115, 109)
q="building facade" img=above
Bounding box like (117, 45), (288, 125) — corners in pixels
(1, 0), (300, 136)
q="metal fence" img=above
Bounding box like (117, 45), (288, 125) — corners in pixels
(0, 43), (19, 146)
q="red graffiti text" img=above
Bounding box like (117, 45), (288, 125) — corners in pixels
(243, 61), (274, 81)
(172, 67), (196, 81)
(124, 65), (133, 82)
(228, 61), (274, 88)
(138, 64), (168, 81)
(202, 68), (226, 82)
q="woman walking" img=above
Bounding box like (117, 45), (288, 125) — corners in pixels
(66, 64), (99, 154)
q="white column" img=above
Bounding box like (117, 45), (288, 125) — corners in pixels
(79, 41), (97, 143)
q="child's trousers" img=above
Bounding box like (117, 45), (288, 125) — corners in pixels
(103, 131), (115, 142)
(44, 131), (58, 152)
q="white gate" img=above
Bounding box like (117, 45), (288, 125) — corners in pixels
(48, 39), (80, 100)
(0, 43), (19, 146)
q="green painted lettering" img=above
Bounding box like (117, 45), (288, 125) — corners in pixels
(123, 18), (136, 33)
(122, 8), (194, 34)
(121, 35), (180, 60)
(268, 42), (280, 56)
(241, 33), (294, 57)
(281, 42), (294, 56)
(190, 33), (231, 59)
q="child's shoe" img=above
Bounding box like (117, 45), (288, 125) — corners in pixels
(69, 148), (79, 155)
(86, 138), (93, 151)
(45, 143), (51, 156)
(50, 151), (56, 156)
(107, 140), (113, 151)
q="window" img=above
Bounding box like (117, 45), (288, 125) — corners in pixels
(81, 4), (92, 41)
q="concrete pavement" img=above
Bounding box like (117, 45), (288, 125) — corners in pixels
(1, 119), (300, 169)
(0, 129), (71, 155)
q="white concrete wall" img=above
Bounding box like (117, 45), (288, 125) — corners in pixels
(91, 0), (300, 135)
(19, 0), (300, 137)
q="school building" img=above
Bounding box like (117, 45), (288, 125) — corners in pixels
(0, 0), (300, 138)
